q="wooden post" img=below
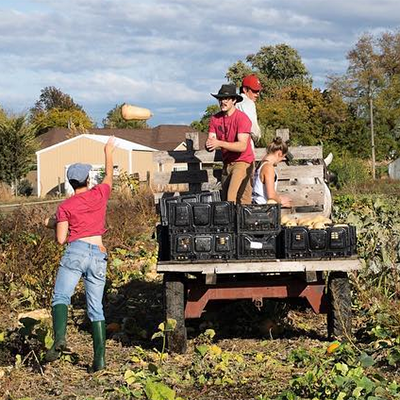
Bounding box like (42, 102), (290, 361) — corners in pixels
(369, 96), (376, 180)
(276, 128), (290, 142)
(146, 170), (151, 186)
(185, 132), (199, 151)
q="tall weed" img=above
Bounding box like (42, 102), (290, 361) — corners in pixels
(0, 187), (158, 309)
(334, 194), (400, 295)
(329, 154), (371, 191)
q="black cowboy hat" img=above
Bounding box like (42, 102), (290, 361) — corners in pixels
(211, 84), (243, 103)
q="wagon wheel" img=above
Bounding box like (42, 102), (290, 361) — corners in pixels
(327, 271), (352, 340)
(163, 272), (187, 353)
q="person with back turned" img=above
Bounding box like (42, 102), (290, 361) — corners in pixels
(45, 136), (116, 372)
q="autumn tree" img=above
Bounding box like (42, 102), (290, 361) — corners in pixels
(190, 105), (220, 133)
(103, 104), (149, 129)
(195, 42), (366, 154)
(31, 86), (83, 114)
(226, 44), (312, 97)
(0, 107), (6, 122)
(328, 31), (400, 173)
(30, 86), (93, 135)
(0, 116), (38, 193)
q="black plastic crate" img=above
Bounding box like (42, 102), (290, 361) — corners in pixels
(156, 224), (170, 261)
(325, 225), (357, 256)
(159, 191), (220, 226)
(198, 191), (221, 203)
(211, 201), (236, 232)
(192, 203), (212, 228)
(170, 232), (235, 261)
(169, 200), (235, 233)
(238, 204), (281, 233)
(238, 233), (278, 259)
(284, 225), (357, 259)
(309, 228), (328, 250)
(159, 196), (179, 226)
(168, 202), (192, 231)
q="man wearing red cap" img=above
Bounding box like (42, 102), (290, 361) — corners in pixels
(236, 74), (262, 146)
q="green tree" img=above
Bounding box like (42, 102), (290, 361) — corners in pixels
(225, 60), (254, 88)
(0, 107), (6, 123)
(226, 44), (312, 96)
(33, 108), (94, 136)
(328, 32), (400, 169)
(256, 84), (365, 154)
(0, 116), (38, 193)
(31, 86), (83, 114)
(30, 86), (93, 135)
(195, 42), (365, 154)
(102, 104), (149, 129)
(190, 105), (220, 133)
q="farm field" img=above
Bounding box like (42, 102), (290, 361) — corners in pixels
(1, 187), (400, 400)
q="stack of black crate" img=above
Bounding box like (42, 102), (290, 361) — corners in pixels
(157, 192), (220, 261)
(236, 203), (281, 259)
(159, 191), (237, 261)
(283, 224), (357, 259)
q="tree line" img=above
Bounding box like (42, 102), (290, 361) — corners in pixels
(0, 88), (148, 193)
(192, 31), (400, 182)
(1, 30), (400, 194)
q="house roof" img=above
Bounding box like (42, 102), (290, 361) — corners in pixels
(36, 134), (156, 155)
(38, 125), (207, 152)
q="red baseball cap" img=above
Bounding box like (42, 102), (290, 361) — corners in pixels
(242, 74), (262, 91)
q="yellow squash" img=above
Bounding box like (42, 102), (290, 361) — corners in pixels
(121, 104), (152, 120)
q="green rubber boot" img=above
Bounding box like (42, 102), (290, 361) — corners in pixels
(92, 320), (106, 371)
(45, 304), (68, 362)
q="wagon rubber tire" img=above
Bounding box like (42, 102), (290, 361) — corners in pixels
(163, 272), (187, 353)
(327, 271), (352, 340)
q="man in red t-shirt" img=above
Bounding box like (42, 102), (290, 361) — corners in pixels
(45, 137), (115, 372)
(206, 84), (254, 204)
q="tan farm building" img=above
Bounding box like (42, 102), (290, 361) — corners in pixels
(36, 134), (156, 197)
(35, 126), (207, 197)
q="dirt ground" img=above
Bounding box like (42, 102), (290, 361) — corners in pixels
(0, 277), (347, 400)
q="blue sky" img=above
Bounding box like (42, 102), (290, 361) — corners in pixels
(0, 0), (399, 127)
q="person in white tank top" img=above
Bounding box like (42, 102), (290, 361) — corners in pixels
(253, 137), (292, 207)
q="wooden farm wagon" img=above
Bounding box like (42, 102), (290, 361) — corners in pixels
(152, 131), (361, 353)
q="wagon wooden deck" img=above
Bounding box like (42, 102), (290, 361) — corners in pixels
(152, 131), (362, 353)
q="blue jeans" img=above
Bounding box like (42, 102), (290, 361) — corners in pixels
(52, 240), (108, 322)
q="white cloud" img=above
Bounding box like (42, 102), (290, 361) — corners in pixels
(0, 0), (399, 126)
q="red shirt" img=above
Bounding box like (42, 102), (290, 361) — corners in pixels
(209, 108), (254, 164)
(56, 183), (111, 243)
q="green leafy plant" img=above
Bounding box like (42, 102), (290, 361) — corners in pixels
(276, 345), (399, 400)
(151, 319), (177, 364)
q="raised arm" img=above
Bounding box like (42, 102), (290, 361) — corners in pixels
(102, 136), (116, 188)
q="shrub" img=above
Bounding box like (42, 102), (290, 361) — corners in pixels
(0, 186), (158, 309)
(17, 179), (34, 196)
(0, 204), (62, 307)
(329, 153), (371, 190)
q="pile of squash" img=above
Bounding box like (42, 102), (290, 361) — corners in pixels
(281, 214), (333, 229)
(266, 199), (347, 229)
